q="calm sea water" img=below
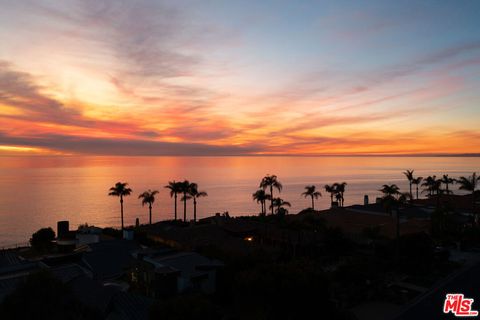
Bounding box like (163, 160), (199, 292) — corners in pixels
(0, 156), (478, 246)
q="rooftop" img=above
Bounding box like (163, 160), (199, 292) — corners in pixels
(82, 239), (141, 280)
(144, 251), (223, 278)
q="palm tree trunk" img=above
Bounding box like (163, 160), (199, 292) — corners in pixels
(409, 182), (412, 200)
(149, 204), (152, 225)
(174, 193), (177, 221)
(120, 196), (124, 230)
(330, 194), (333, 206)
(183, 192), (187, 222)
(473, 191), (477, 225)
(395, 208), (400, 262)
(194, 198), (197, 222)
(270, 185), (274, 215)
(396, 209), (400, 240)
(416, 185), (419, 199)
(311, 195), (314, 210)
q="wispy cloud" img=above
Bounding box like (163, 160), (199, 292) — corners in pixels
(0, 1), (479, 155)
(0, 131), (262, 156)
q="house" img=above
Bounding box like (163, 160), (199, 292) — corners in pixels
(82, 239), (141, 281)
(133, 250), (223, 297)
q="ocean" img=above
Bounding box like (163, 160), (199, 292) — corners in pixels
(0, 156), (478, 246)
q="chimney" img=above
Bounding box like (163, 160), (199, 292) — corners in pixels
(364, 195), (369, 206)
(57, 221), (69, 239)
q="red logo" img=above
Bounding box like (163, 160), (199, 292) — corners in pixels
(444, 294), (478, 317)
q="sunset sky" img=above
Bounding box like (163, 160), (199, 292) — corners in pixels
(1, 0), (479, 156)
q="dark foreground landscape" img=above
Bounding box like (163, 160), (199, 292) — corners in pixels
(1, 172), (479, 320)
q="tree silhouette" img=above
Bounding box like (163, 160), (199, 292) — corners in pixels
(403, 169), (415, 199)
(179, 180), (191, 222)
(165, 181), (183, 221)
(187, 182), (208, 222)
(252, 189), (270, 216)
(260, 175), (283, 215)
(379, 184), (411, 215)
(270, 197), (291, 215)
(457, 172), (480, 221)
(301, 185), (322, 210)
(422, 175), (440, 197)
(412, 176), (423, 200)
(379, 184), (410, 253)
(324, 184), (335, 206)
(441, 174), (455, 194)
(379, 184), (401, 205)
(335, 193), (342, 204)
(138, 189), (159, 225)
(108, 182), (132, 230)
(333, 182), (347, 207)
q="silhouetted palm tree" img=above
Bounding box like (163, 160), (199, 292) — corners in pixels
(108, 182), (132, 230)
(335, 193), (342, 203)
(393, 192), (410, 257)
(334, 182), (347, 207)
(252, 189), (270, 216)
(379, 185), (408, 229)
(403, 169), (415, 199)
(379, 184), (401, 204)
(422, 175), (439, 197)
(138, 189), (159, 225)
(457, 172), (480, 220)
(441, 174), (455, 194)
(270, 197), (291, 215)
(188, 183), (207, 222)
(179, 180), (191, 222)
(165, 181), (182, 221)
(412, 176), (423, 200)
(324, 184), (335, 206)
(302, 185), (322, 210)
(260, 175), (283, 215)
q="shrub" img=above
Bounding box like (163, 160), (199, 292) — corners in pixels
(30, 227), (55, 251)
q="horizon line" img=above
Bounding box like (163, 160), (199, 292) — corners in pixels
(1, 153), (479, 158)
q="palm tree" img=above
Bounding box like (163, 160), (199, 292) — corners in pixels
(441, 174), (454, 194)
(422, 175), (439, 197)
(252, 189), (270, 216)
(260, 175), (283, 215)
(179, 180), (191, 222)
(302, 185), (322, 210)
(334, 182), (347, 207)
(457, 172), (480, 220)
(324, 184), (335, 206)
(379, 184), (400, 216)
(188, 183), (207, 222)
(108, 182), (132, 230)
(379, 184), (401, 204)
(138, 189), (159, 225)
(164, 181), (183, 221)
(270, 197), (291, 215)
(412, 176), (423, 199)
(403, 169), (415, 199)
(335, 193), (342, 204)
